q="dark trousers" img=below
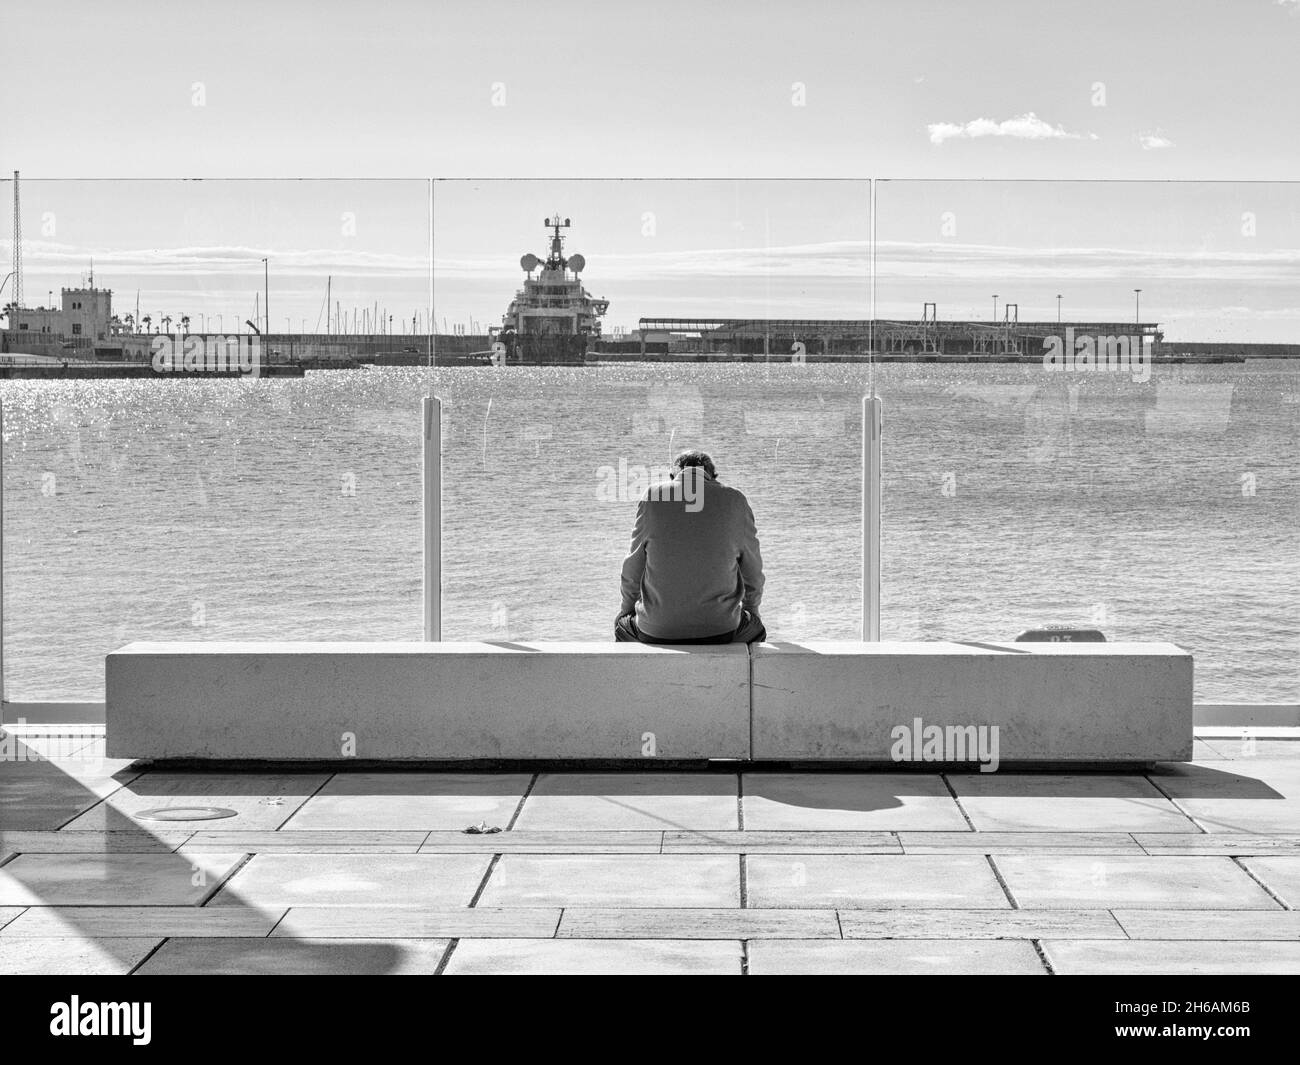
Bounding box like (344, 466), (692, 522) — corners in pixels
(614, 610), (766, 645)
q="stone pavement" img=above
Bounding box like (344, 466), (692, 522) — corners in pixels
(1, 725), (1298, 975)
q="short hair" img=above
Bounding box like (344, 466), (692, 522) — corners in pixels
(673, 450), (716, 479)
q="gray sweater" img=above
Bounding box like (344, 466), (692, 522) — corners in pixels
(619, 469), (765, 639)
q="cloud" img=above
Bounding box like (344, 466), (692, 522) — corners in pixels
(1138, 131), (1175, 150)
(927, 112), (1092, 146)
(1, 239), (428, 278)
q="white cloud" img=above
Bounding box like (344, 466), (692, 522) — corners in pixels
(1138, 131), (1175, 150)
(927, 112), (1090, 146)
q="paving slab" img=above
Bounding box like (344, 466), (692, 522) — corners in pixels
(838, 908), (1126, 939)
(1112, 909), (1300, 940)
(1043, 939), (1300, 975)
(748, 939), (1046, 975)
(1194, 739), (1300, 761)
(272, 906), (561, 938)
(420, 830), (663, 853)
(0, 908), (22, 932)
(663, 830), (899, 853)
(1151, 760), (1300, 834)
(0, 936), (162, 976)
(746, 854), (1010, 909)
(1238, 856), (1300, 908)
(209, 853), (491, 908)
(1191, 739), (1227, 760)
(742, 773), (969, 831)
(0, 852), (246, 906)
(0, 829), (191, 853)
(994, 855), (1280, 909)
(512, 774), (738, 831)
(135, 937), (452, 975)
(477, 855), (739, 907)
(282, 773), (531, 831)
(1, 905), (284, 938)
(0, 761), (140, 830)
(181, 830), (427, 853)
(948, 774), (1198, 832)
(1135, 833), (1300, 856)
(557, 907), (842, 939)
(60, 772), (328, 832)
(898, 831), (1143, 854)
(444, 938), (742, 975)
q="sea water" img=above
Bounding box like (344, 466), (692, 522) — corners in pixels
(3, 360), (1296, 702)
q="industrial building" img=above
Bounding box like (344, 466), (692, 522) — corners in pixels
(635, 313), (1162, 360)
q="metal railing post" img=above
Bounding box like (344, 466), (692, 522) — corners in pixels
(423, 395), (442, 641)
(862, 394), (882, 641)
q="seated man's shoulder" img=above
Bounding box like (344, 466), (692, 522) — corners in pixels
(714, 481), (753, 505)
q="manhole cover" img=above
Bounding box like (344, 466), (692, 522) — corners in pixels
(136, 806), (239, 822)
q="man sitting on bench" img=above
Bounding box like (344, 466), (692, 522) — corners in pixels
(616, 450), (766, 645)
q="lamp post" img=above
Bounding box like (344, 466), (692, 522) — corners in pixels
(1134, 288), (1142, 326)
(261, 257), (269, 335)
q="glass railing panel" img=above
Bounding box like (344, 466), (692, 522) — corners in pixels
(1, 178), (432, 700)
(431, 179), (873, 641)
(873, 180), (1299, 702)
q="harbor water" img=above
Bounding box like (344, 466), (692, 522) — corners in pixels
(3, 360), (1297, 703)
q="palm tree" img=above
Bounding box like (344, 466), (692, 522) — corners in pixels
(181, 314), (190, 334)
(162, 315), (173, 334)
(142, 315), (152, 334)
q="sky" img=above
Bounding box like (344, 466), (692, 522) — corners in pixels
(1, 0), (1296, 338)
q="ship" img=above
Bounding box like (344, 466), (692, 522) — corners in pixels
(488, 215), (609, 365)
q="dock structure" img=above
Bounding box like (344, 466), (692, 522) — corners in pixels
(636, 317), (1163, 359)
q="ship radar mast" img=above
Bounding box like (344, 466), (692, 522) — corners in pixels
(544, 215), (570, 269)
(520, 215), (584, 278)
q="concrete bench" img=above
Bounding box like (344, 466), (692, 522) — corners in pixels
(105, 639), (1193, 764)
(105, 641), (750, 761)
(751, 641), (1192, 764)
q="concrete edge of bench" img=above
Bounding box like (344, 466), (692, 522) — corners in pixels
(104, 640), (1194, 763)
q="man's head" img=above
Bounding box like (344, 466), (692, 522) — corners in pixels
(673, 450), (716, 480)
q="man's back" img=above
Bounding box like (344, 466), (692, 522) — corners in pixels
(619, 467), (764, 640)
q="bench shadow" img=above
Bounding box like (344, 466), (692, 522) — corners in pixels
(946, 763), (1284, 800)
(1145, 761), (1288, 799)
